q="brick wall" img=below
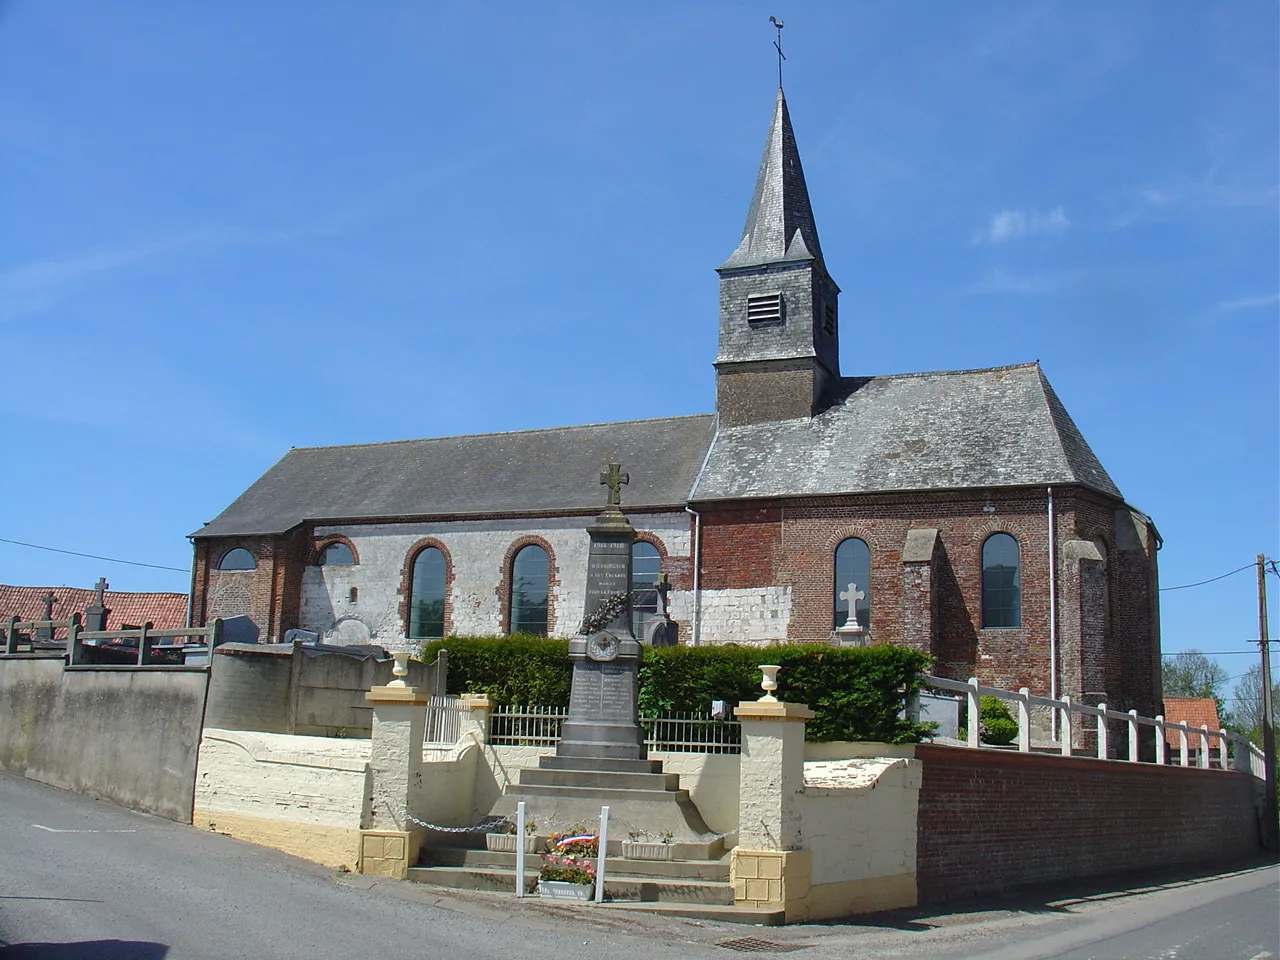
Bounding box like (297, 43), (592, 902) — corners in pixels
(915, 744), (1263, 903)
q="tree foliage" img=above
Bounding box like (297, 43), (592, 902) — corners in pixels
(1230, 663), (1280, 745)
(1162, 650), (1229, 716)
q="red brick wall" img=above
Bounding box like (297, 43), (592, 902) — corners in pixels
(915, 744), (1263, 903)
(193, 527), (309, 640)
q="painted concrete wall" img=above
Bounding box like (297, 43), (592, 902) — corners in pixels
(301, 514), (691, 650)
(0, 655), (208, 822)
(669, 586), (793, 643)
(193, 728), (370, 869)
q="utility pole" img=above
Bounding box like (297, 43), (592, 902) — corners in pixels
(1257, 554), (1277, 854)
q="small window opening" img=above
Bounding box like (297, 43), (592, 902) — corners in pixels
(747, 293), (784, 326)
(823, 303), (836, 336)
(348, 587), (358, 603)
(218, 548), (255, 571)
(319, 542), (355, 565)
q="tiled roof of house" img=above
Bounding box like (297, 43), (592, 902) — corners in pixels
(1162, 697), (1222, 747)
(692, 362), (1121, 502)
(0, 584), (189, 630)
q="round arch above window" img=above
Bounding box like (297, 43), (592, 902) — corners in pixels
(509, 543), (550, 637)
(217, 548), (256, 571)
(408, 546), (447, 640)
(981, 533), (1021, 628)
(318, 541), (356, 566)
(833, 537), (871, 631)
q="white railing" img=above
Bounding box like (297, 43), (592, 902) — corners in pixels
(923, 675), (1267, 780)
(424, 694), (466, 747)
(486, 704), (742, 754)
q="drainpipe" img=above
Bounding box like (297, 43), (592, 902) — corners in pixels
(186, 537), (197, 629)
(684, 505), (702, 646)
(1048, 486), (1058, 741)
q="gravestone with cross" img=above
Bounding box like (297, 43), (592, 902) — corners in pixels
(556, 461), (647, 762)
(83, 577), (111, 632)
(35, 590), (56, 640)
(835, 582), (867, 644)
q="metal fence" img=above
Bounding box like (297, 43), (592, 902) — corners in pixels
(486, 704), (742, 754)
(923, 674), (1267, 779)
(424, 694), (466, 747)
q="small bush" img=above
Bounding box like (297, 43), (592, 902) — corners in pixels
(979, 695), (1013, 722)
(983, 716), (1019, 746)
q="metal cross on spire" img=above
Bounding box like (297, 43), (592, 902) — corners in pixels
(769, 16), (786, 90)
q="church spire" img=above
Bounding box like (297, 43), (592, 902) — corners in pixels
(719, 89), (825, 271)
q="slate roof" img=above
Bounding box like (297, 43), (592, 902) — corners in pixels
(719, 89), (825, 271)
(691, 362), (1121, 502)
(0, 585), (188, 629)
(195, 415), (718, 537)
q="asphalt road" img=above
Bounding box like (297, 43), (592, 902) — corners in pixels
(1, 771), (1276, 960)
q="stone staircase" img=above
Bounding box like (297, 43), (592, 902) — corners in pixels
(407, 845), (782, 924)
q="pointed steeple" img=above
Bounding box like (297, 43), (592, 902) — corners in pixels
(719, 89), (824, 271)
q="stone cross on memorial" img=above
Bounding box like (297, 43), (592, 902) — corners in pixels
(835, 582), (866, 642)
(555, 462), (648, 762)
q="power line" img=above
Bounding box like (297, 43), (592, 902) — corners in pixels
(0, 536), (188, 574)
(1160, 562), (1256, 592)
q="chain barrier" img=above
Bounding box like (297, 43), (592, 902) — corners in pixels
(391, 809), (739, 845)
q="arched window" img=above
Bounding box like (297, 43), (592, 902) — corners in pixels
(218, 548), (255, 571)
(630, 540), (662, 639)
(509, 544), (549, 636)
(833, 538), (871, 630)
(408, 547), (447, 639)
(981, 533), (1021, 628)
(319, 542), (355, 566)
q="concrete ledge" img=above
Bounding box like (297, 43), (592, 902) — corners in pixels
(735, 701), (815, 721)
(194, 808), (361, 871)
(366, 685), (431, 704)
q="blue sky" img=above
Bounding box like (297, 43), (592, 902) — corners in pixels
(1, 2), (1276, 680)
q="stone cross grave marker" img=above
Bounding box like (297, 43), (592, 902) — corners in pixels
(599, 462), (629, 508)
(35, 590), (56, 640)
(838, 582), (865, 632)
(84, 577), (111, 632)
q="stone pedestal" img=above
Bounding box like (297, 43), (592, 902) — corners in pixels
(360, 684), (430, 878)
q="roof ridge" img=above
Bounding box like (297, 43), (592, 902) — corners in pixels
(850, 361), (1041, 382)
(287, 413), (716, 453)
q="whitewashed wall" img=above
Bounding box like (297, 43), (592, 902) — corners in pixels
(299, 513), (691, 651)
(671, 586), (793, 644)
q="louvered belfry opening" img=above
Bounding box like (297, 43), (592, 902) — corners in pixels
(746, 292), (785, 326)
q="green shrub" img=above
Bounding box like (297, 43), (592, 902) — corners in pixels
(982, 716), (1019, 745)
(422, 635), (572, 707)
(979, 695), (1014, 722)
(423, 636), (932, 743)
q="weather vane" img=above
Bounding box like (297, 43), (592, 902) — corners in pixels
(769, 16), (786, 90)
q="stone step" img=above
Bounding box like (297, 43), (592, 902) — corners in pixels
(418, 847), (731, 881)
(518, 768), (682, 792)
(406, 865), (735, 906)
(537, 756), (664, 774)
(507, 784), (691, 803)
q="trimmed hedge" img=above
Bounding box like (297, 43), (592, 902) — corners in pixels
(421, 636), (932, 743)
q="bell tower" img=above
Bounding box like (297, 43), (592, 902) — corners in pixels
(715, 89), (840, 426)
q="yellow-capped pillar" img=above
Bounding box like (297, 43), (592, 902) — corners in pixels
(359, 682), (431, 878)
(732, 699), (814, 921)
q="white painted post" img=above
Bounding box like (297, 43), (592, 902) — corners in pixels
(1179, 726), (1189, 766)
(515, 801), (527, 897)
(1016, 688), (1031, 753)
(1096, 703), (1109, 759)
(967, 677), (980, 749)
(1155, 716), (1167, 765)
(1215, 730), (1229, 770)
(1199, 725), (1210, 769)
(1127, 709), (1140, 763)
(1060, 697), (1073, 756)
(594, 805), (610, 904)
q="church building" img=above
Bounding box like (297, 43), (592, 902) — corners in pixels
(191, 88), (1163, 718)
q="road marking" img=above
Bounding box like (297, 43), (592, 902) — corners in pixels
(1247, 953), (1273, 960)
(32, 824), (137, 833)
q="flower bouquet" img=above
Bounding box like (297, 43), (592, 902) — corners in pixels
(538, 830), (598, 900)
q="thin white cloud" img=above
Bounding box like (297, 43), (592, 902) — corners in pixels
(1216, 293), (1279, 312)
(972, 206), (1070, 245)
(967, 266), (1058, 295)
